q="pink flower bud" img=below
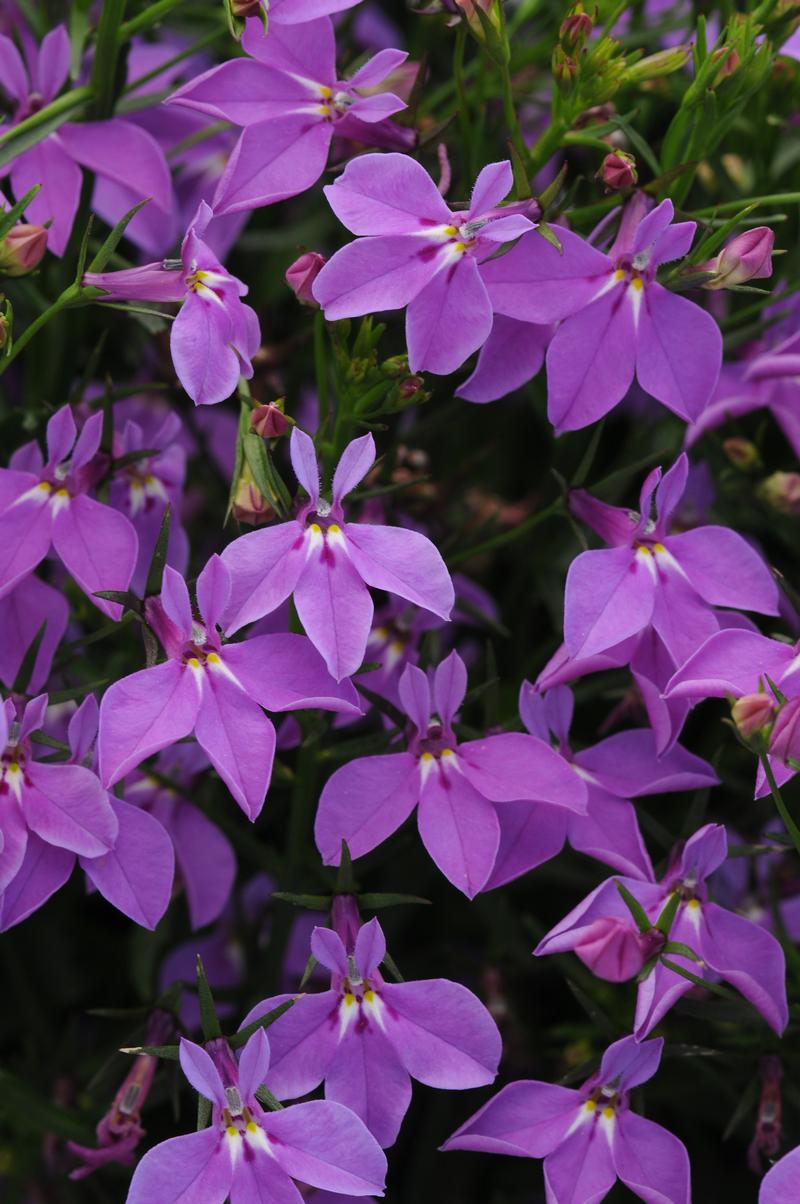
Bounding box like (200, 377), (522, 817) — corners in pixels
(0, 222), (48, 277)
(232, 462), (274, 526)
(700, 227), (774, 290)
(230, 0), (263, 13)
(759, 471), (800, 516)
(560, 7), (594, 46)
(285, 252), (326, 306)
(0, 313), (8, 350)
(597, 150), (637, 192)
(732, 693), (775, 741)
(251, 402), (288, 438)
(770, 697), (800, 766)
(722, 437), (760, 471)
(574, 917), (659, 982)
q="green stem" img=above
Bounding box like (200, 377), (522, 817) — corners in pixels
(1, 285), (82, 376)
(0, 86), (92, 165)
(119, 0), (187, 41)
(313, 310), (330, 435)
(453, 26), (474, 182)
(689, 192), (800, 217)
(759, 751), (800, 857)
(89, 0), (128, 118)
(495, 7), (529, 171)
(527, 117), (570, 177)
(447, 497), (564, 567)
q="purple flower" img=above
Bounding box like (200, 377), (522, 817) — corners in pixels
(760, 1143), (800, 1202)
(125, 1030), (387, 1203)
(486, 681), (718, 889)
(240, 906), (502, 1146)
(83, 202), (260, 406)
(0, 572), (67, 693)
(476, 192), (722, 428)
(221, 428), (454, 680)
(0, 405), (138, 620)
(563, 452), (778, 663)
(99, 555), (360, 818)
(312, 154), (536, 374)
(535, 823), (789, 1038)
(246, 0), (365, 23)
(315, 650), (586, 896)
(0, 24), (173, 256)
(0, 694), (117, 910)
(443, 1034), (690, 1204)
(169, 19), (408, 213)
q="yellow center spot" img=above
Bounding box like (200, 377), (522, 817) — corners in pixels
(390, 640), (404, 654)
(227, 1125), (238, 1138)
(37, 481), (51, 492)
(319, 84), (332, 98)
(344, 993), (356, 1006)
(309, 522), (321, 534)
(584, 1100), (597, 1113)
(602, 1106), (615, 1119)
(144, 473), (155, 485)
(374, 627), (388, 639)
(207, 652), (220, 664)
(453, 241), (466, 253)
(246, 1121), (258, 1134)
(328, 523), (341, 535)
(441, 748), (455, 758)
(444, 225), (458, 236)
(687, 898), (700, 910)
(613, 269), (626, 281)
(637, 544), (652, 555)
(55, 488), (69, 498)
(318, 104), (332, 116)
(653, 542), (666, 553)
(187, 657), (200, 668)
(363, 989), (375, 1003)
(420, 752), (435, 763)
(8, 762), (19, 773)
(631, 276), (644, 291)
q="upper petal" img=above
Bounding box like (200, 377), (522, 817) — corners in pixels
(458, 732), (587, 811)
(98, 660), (201, 787)
(345, 522), (454, 619)
(322, 151), (453, 234)
(443, 1080), (581, 1157)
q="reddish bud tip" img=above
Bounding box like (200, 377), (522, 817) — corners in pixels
(285, 252), (326, 306)
(0, 223), (48, 277)
(250, 402), (288, 439)
(598, 150), (638, 192)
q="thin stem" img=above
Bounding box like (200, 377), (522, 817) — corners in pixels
(89, 0), (128, 118)
(119, 0), (188, 41)
(496, 7), (530, 171)
(759, 751), (800, 857)
(447, 497), (564, 567)
(1, 285), (82, 375)
(313, 310), (330, 434)
(453, 26), (474, 183)
(0, 86), (92, 163)
(689, 192), (800, 217)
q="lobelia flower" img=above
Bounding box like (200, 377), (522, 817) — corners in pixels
(240, 0), (366, 24)
(471, 192), (722, 426)
(443, 1034), (691, 1204)
(760, 1143), (800, 1202)
(221, 428), (454, 680)
(67, 1010), (174, 1179)
(240, 903), (502, 1146)
(485, 681), (718, 889)
(1, 694), (176, 932)
(126, 1030), (387, 1203)
(169, 19), (408, 214)
(563, 452), (778, 664)
(0, 694), (117, 915)
(312, 154), (537, 375)
(99, 556), (360, 818)
(535, 824), (789, 1038)
(83, 202), (260, 406)
(0, 572), (68, 693)
(0, 405), (138, 620)
(0, 24), (173, 256)
(315, 650), (587, 897)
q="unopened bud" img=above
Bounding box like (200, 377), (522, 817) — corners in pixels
(722, 437), (760, 470)
(251, 402), (288, 439)
(232, 461), (274, 525)
(574, 917), (661, 982)
(597, 150), (637, 192)
(230, 0), (263, 13)
(759, 471), (800, 516)
(398, 375), (425, 399)
(560, 5), (594, 46)
(770, 697), (800, 766)
(699, 226), (774, 290)
(0, 312), (8, 351)
(285, 251), (326, 306)
(624, 45), (691, 83)
(709, 46), (741, 86)
(732, 693), (775, 741)
(552, 46), (578, 94)
(0, 223), (47, 276)
(224, 0), (267, 37)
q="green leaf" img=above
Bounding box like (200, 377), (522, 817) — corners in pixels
(196, 955), (222, 1041)
(535, 221), (564, 255)
(0, 185), (41, 240)
(255, 1085), (285, 1111)
(86, 198), (150, 273)
(69, 0), (94, 79)
(230, 998), (296, 1049)
(662, 939), (704, 963)
(615, 881), (652, 934)
(271, 892), (332, 909)
(357, 893), (432, 909)
(145, 504), (172, 597)
(11, 621), (47, 694)
(654, 890), (682, 935)
(660, 957), (737, 1000)
(197, 1095), (212, 1130)
(335, 841), (357, 894)
(120, 1043), (180, 1059)
(89, 0), (128, 119)
(381, 951), (405, 983)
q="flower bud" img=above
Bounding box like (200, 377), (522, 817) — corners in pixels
(560, 5), (594, 47)
(722, 437), (760, 471)
(597, 150), (637, 192)
(552, 46), (579, 95)
(232, 462), (274, 525)
(770, 697), (800, 766)
(285, 251), (326, 306)
(759, 471), (800, 516)
(251, 402), (288, 439)
(0, 311), (8, 351)
(699, 226), (774, 290)
(230, 0), (263, 14)
(624, 45), (691, 84)
(732, 693), (775, 742)
(0, 222), (47, 277)
(574, 917), (659, 982)
(709, 46), (741, 87)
